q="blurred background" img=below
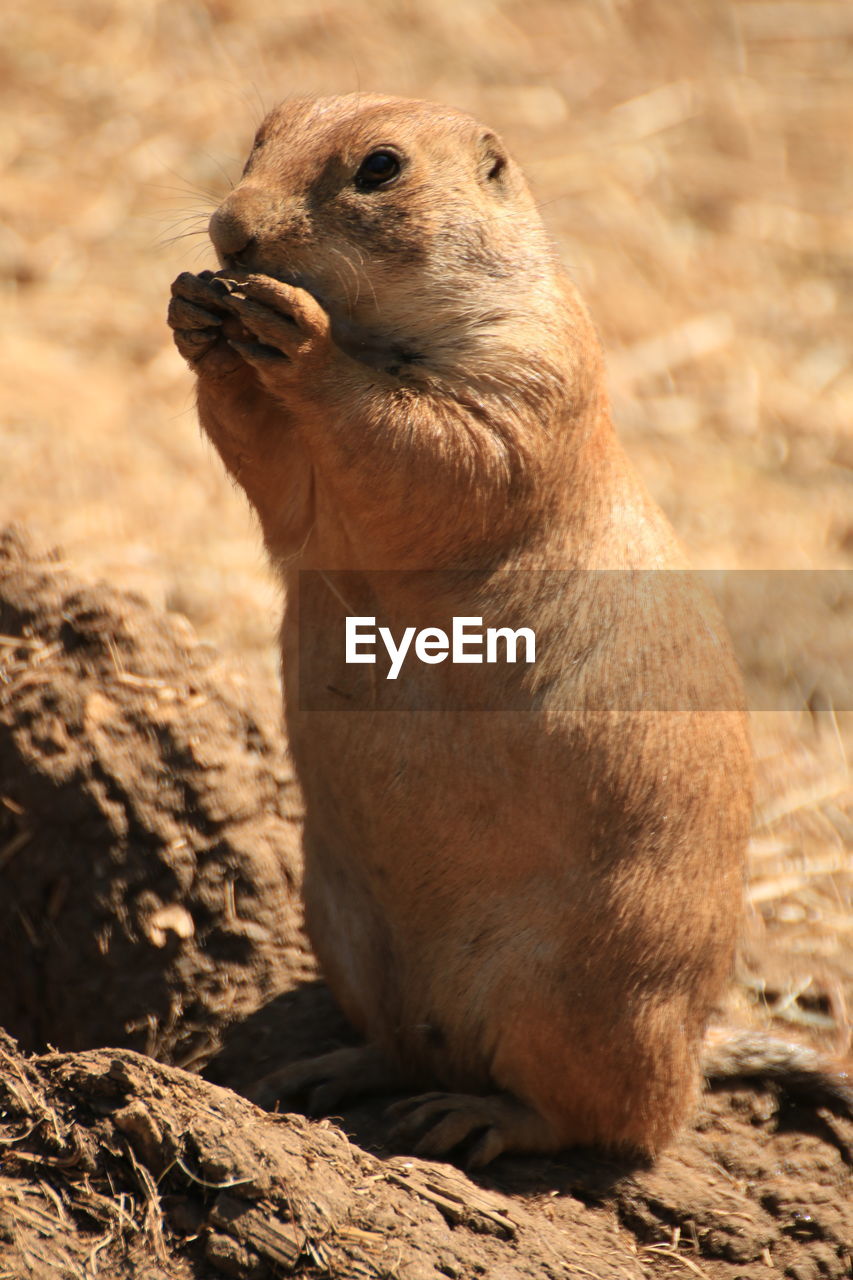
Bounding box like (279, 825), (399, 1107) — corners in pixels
(1, 1), (851, 1028)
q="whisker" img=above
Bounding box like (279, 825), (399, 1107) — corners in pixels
(327, 246), (361, 309)
(246, 79), (270, 129)
(331, 261), (356, 310)
(148, 181), (222, 204)
(157, 214), (210, 235)
(345, 242), (379, 310)
(190, 241), (213, 267)
(144, 207), (210, 223)
(147, 158), (232, 211)
(156, 228), (210, 251)
(196, 150), (237, 196)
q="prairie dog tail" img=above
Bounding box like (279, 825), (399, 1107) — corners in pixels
(701, 1025), (852, 1118)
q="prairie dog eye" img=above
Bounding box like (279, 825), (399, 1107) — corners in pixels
(355, 149), (402, 191)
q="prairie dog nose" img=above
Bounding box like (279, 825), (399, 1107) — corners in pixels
(209, 186), (270, 258)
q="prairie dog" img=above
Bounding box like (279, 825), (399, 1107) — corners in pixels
(168, 95), (849, 1164)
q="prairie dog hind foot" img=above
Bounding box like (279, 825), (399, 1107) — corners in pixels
(248, 1042), (402, 1115)
(250, 1048), (559, 1168)
(387, 1091), (558, 1168)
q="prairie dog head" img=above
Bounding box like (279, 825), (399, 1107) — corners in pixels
(208, 94), (561, 373)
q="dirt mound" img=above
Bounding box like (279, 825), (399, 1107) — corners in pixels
(1, 527), (850, 1279)
(0, 525), (311, 1067)
(0, 1031), (850, 1280)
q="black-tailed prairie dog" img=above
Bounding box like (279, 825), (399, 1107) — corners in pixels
(168, 94), (851, 1164)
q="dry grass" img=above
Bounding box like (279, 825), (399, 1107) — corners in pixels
(1, 2), (851, 1018)
(739, 709), (852, 1048)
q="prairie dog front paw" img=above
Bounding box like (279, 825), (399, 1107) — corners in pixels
(168, 270), (245, 376)
(211, 274), (334, 394)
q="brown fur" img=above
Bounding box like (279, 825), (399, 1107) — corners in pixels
(168, 94), (763, 1164)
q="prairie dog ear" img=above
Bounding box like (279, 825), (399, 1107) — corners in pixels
(477, 132), (509, 187)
